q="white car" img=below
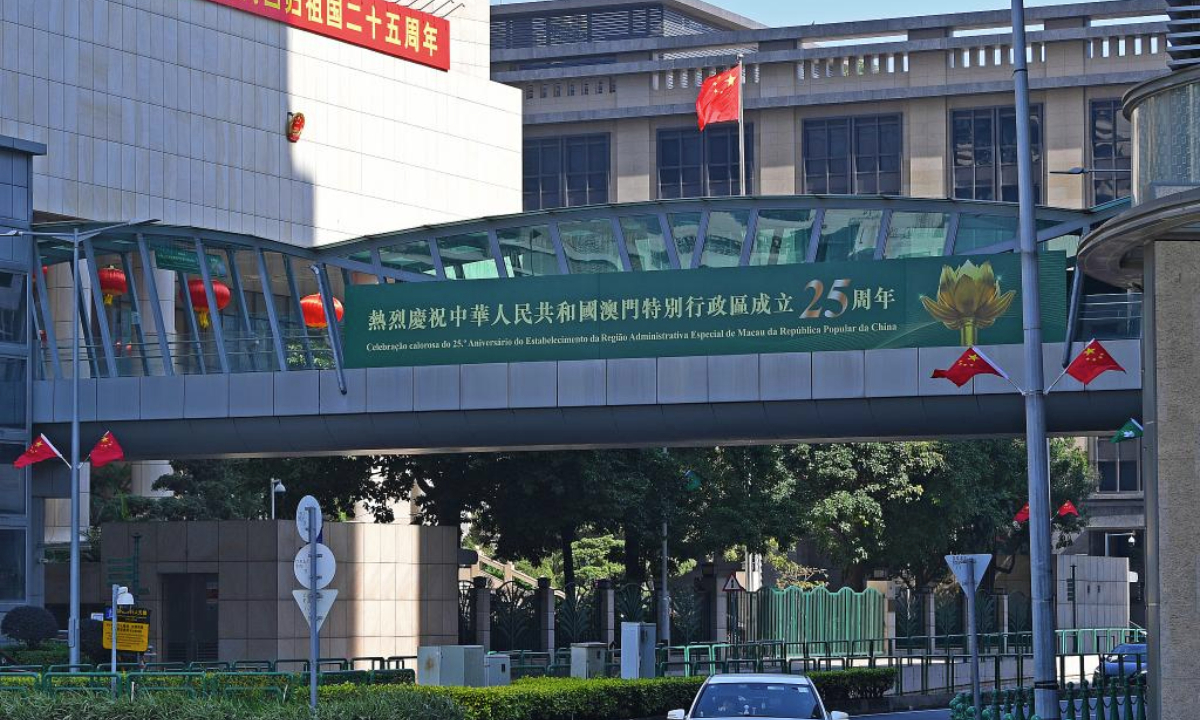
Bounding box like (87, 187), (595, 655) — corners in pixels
(667, 674), (851, 720)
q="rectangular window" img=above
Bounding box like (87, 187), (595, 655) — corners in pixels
(0, 271), (27, 344)
(803, 115), (902, 195)
(620, 216), (672, 271)
(437, 233), (499, 280)
(523, 135), (610, 211)
(657, 125), (754, 199)
(0, 358), (24, 428)
(1091, 99), (1132, 205)
(952, 105), (1043, 203)
(0, 445), (25, 515)
(1096, 439), (1141, 493)
(0, 528), (24, 602)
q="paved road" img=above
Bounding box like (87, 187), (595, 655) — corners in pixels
(851, 710), (950, 720)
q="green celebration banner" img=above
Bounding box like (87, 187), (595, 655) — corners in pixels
(344, 253), (1066, 368)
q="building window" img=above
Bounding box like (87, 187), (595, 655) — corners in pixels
(1091, 99), (1132, 204)
(803, 115), (902, 195)
(1096, 439), (1141, 493)
(0, 527), (24, 602)
(952, 106), (1043, 203)
(523, 135), (610, 211)
(657, 125), (755, 199)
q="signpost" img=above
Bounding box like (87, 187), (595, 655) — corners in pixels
(101, 606), (149, 653)
(946, 554), (993, 720)
(294, 496), (336, 711)
(151, 245), (227, 277)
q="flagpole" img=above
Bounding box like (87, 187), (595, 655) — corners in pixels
(68, 227), (81, 667)
(1011, 1), (1059, 716)
(737, 54), (746, 197)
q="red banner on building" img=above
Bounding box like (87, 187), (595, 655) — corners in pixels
(203, 0), (450, 71)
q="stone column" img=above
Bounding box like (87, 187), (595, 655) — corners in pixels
(473, 577), (491, 651)
(699, 563), (728, 644)
(536, 577), (556, 652)
(596, 579), (616, 647)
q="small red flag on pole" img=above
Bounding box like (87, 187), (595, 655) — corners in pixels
(88, 431), (125, 468)
(1013, 503), (1031, 523)
(931, 347), (1008, 388)
(1063, 339), (1125, 386)
(13, 434), (65, 469)
(695, 65), (742, 131)
(1057, 500), (1080, 518)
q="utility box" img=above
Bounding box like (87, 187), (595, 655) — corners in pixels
(484, 654), (511, 686)
(620, 622), (656, 679)
(571, 642), (608, 679)
(418, 645), (485, 687)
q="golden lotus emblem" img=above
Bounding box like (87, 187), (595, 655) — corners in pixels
(920, 260), (1016, 346)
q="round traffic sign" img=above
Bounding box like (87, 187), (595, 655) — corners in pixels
(296, 495), (323, 542)
(294, 543), (336, 590)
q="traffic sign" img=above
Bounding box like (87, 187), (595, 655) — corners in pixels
(296, 496), (323, 542)
(946, 554), (992, 594)
(293, 589), (338, 632)
(101, 606), (151, 653)
(722, 572), (745, 593)
(294, 543), (336, 590)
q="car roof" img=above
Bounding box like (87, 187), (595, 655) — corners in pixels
(704, 674), (815, 686)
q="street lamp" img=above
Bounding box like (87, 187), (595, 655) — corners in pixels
(11, 219), (157, 667)
(270, 478), (287, 520)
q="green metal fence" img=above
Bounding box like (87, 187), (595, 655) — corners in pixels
(727, 586), (886, 649)
(951, 677), (1149, 720)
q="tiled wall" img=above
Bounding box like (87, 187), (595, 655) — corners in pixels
(0, 0), (522, 246)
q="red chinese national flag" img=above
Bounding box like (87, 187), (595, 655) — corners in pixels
(1014, 503), (1031, 523)
(13, 434), (63, 469)
(88, 431), (125, 469)
(696, 65), (741, 131)
(931, 347), (1007, 387)
(1065, 339), (1125, 385)
(1057, 500), (1080, 518)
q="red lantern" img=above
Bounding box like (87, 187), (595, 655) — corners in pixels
(287, 112), (306, 143)
(98, 266), (127, 306)
(300, 293), (344, 329)
(187, 278), (231, 330)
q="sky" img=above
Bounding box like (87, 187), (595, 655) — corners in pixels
(489, 0), (1098, 26)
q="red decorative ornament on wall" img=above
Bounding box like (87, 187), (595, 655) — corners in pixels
(187, 278), (231, 330)
(300, 294), (344, 329)
(287, 112), (306, 143)
(98, 266), (128, 306)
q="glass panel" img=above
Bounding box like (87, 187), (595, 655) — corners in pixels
(1118, 460), (1139, 492)
(620, 216), (671, 271)
(558, 219), (623, 274)
(954, 214), (1018, 253)
(750, 210), (814, 266)
(1040, 233), (1081, 258)
(438, 233), (499, 280)
(815, 209), (883, 262)
(0, 445), (25, 515)
(379, 239), (437, 275)
(0, 271), (27, 344)
(1098, 462), (1118, 492)
(884, 212), (950, 259)
(0, 528), (25, 602)
(497, 225), (560, 277)
(0, 358), (25, 427)
(668, 213), (702, 268)
(699, 211), (751, 268)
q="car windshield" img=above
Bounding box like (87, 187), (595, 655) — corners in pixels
(693, 682), (823, 719)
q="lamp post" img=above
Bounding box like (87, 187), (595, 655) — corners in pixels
(12, 219), (156, 666)
(1010, 2), (1059, 717)
(270, 478), (286, 520)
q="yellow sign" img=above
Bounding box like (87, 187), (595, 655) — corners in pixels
(102, 616), (149, 653)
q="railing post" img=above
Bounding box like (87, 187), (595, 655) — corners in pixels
(926, 593), (938, 653)
(1000, 594), (1011, 653)
(473, 577), (491, 651)
(537, 577), (556, 652)
(596, 579), (616, 647)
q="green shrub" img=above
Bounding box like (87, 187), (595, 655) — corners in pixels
(5, 644), (69, 668)
(1, 607), (59, 650)
(808, 667), (897, 704)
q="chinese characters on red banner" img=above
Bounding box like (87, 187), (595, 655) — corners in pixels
(203, 0), (450, 71)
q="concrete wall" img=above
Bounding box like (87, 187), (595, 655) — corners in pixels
(71, 521), (461, 661)
(0, 0), (522, 246)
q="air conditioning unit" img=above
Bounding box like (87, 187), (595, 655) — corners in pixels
(484, 654), (511, 686)
(571, 642), (608, 679)
(418, 645), (485, 687)
(620, 623), (656, 679)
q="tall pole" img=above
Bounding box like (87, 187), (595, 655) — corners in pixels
(737, 54), (747, 197)
(308, 506), (319, 711)
(966, 559), (983, 720)
(68, 228), (81, 667)
(1011, 3), (1059, 718)
(660, 514), (670, 645)
(271, 480), (276, 520)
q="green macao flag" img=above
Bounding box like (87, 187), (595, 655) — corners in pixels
(1111, 419), (1144, 443)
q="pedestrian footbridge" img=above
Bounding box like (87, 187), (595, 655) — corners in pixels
(24, 195), (1141, 458)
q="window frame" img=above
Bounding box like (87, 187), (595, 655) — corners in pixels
(656, 124), (756, 200)
(802, 114), (903, 196)
(1095, 438), (1142, 494)
(1089, 98), (1133, 205)
(950, 104), (1044, 204)
(523, 134), (612, 212)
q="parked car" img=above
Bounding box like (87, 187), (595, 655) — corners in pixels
(667, 674), (850, 720)
(1093, 643), (1148, 684)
